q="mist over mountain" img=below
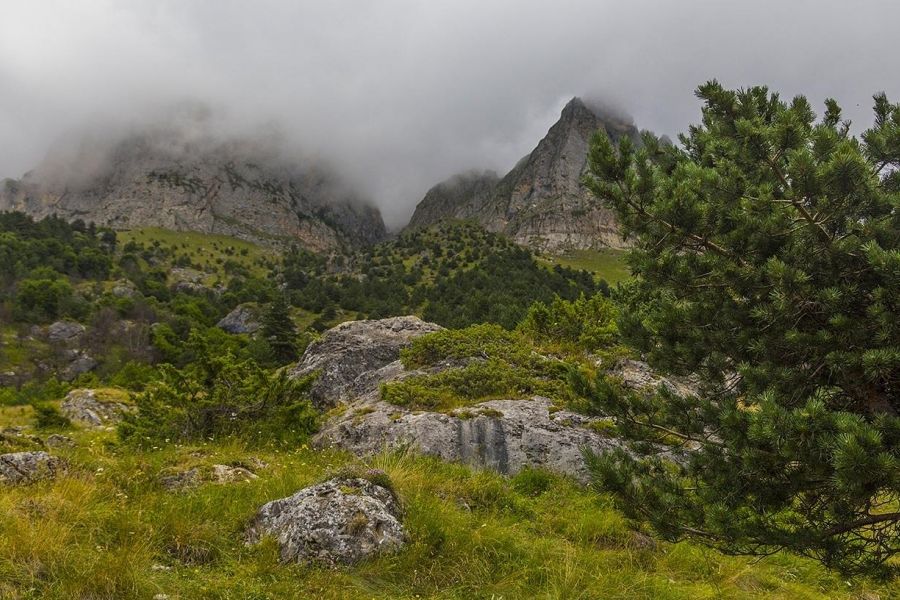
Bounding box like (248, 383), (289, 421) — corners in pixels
(408, 97), (639, 251)
(0, 107), (386, 251)
(2, 1), (899, 228)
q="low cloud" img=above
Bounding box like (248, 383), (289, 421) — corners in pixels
(2, 0), (898, 228)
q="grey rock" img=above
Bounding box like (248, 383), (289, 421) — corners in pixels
(61, 389), (133, 427)
(211, 464), (258, 484)
(407, 97), (640, 252)
(47, 320), (85, 343)
(0, 119), (386, 252)
(159, 468), (202, 491)
(406, 170), (500, 230)
(216, 303), (261, 334)
(60, 352), (97, 381)
(608, 359), (698, 398)
(0, 451), (66, 485)
(110, 279), (138, 298)
(45, 434), (76, 449)
(246, 477), (406, 566)
(315, 397), (621, 484)
(290, 316), (443, 409)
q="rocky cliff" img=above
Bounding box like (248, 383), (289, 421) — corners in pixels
(407, 97), (640, 251)
(0, 119), (387, 252)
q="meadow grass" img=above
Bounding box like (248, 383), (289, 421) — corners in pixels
(540, 249), (631, 285)
(0, 406), (894, 599)
(116, 227), (276, 281)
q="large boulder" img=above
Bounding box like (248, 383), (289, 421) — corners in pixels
(290, 316), (443, 408)
(61, 389), (134, 427)
(246, 476), (406, 566)
(216, 303), (261, 334)
(315, 397), (622, 484)
(47, 320), (85, 343)
(0, 451), (66, 485)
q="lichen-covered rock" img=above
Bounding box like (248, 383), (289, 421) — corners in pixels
(246, 477), (406, 566)
(159, 463), (261, 491)
(60, 352), (98, 381)
(47, 320), (85, 343)
(159, 468), (202, 491)
(0, 451), (66, 485)
(608, 359), (698, 398)
(61, 389), (133, 427)
(45, 434), (76, 449)
(211, 464), (258, 484)
(111, 279), (138, 298)
(315, 396), (622, 484)
(290, 316), (443, 408)
(216, 304), (261, 334)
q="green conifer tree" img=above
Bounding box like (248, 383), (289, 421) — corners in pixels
(261, 294), (299, 365)
(584, 81), (900, 576)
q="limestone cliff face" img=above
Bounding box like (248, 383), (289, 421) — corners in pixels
(407, 97), (639, 251)
(0, 123), (386, 252)
(405, 170), (499, 230)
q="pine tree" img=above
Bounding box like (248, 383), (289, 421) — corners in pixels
(584, 81), (900, 576)
(261, 294), (299, 365)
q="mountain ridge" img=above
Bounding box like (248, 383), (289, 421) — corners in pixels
(0, 121), (387, 253)
(406, 97), (640, 251)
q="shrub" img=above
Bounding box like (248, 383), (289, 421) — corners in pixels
(119, 332), (318, 447)
(32, 402), (72, 430)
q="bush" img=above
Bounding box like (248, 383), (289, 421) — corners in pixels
(32, 402), (72, 430)
(119, 332), (318, 447)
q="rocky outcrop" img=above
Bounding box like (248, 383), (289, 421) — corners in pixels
(407, 97), (640, 252)
(290, 316), (443, 409)
(246, 476), (406, 566)
(406, 170), (499, 230)
(0, 451), (66, 485)
(59, 351), (97, 381)
(0, 113), (386, 252)
(608, 359), (699, 398)
(159, 462), (262, 491)
(216, 303), (261, 334)
(47, 321), (85, 344)
(315, 397), (620, 484)
(294, 317), (636, 483)
(61, 389), (134, 427)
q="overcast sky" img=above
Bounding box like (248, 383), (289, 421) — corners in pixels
(2, 0), (898, 228)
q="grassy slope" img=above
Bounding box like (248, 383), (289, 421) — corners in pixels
(117, 227), (276, 281)
(540, 249), (631, 285)
(0, 404), (891, 600)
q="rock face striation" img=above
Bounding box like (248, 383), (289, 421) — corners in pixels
(293, 316), (634, 483)
(0, 451), (66, 485)
(246, 476), (406, 566)
(317, 397), (621, 484)
(290, 316), (443, 409)
(0, 111), (387, 252)
(407, 97), (640, 252)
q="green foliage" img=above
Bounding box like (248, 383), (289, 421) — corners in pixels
(382, 324), (573, 411)
(32, 402), (71, 430)
(284, 222), (599, 329)
(0, 378), (70, 407)
(119, 332), (318, 447)
(586, 81), (900, 576)
(259, 295), (299, 366)
(518, 293), (620, 353)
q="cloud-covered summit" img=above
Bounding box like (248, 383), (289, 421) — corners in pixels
(2, 0), (898, 228)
